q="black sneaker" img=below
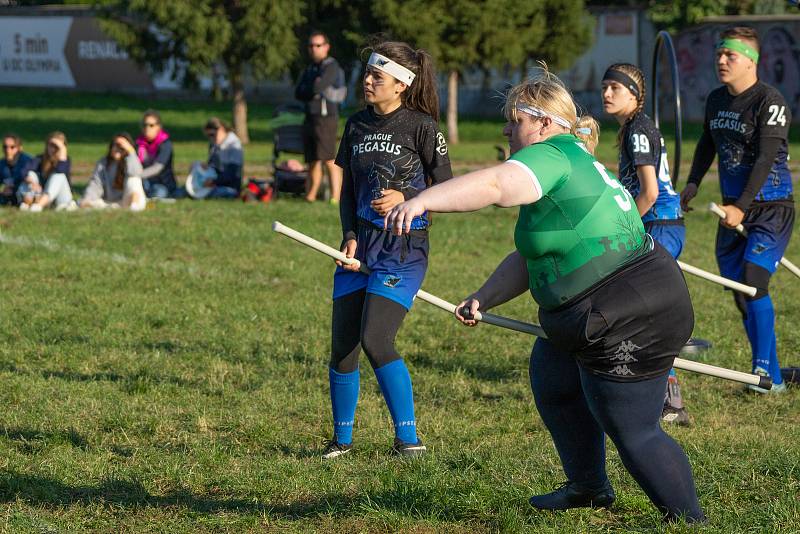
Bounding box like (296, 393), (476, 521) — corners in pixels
(321, 440), (352, 460)
(391, 437), (427, 457)
(529, 480), (615, 511)
(661, 406), (691, 426)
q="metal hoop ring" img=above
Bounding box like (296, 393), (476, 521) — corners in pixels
(651, 30), (682, 187)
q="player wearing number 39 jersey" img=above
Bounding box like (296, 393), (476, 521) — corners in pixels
(385, 65), (704, 523)
(681, 26), (793, 393)
(602, 63), (690, 426)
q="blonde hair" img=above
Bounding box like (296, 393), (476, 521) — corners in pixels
(575, 115), (600, 154)
(503, 62), (577, 135)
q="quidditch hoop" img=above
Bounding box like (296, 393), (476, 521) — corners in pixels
(651, 30), (682, 187)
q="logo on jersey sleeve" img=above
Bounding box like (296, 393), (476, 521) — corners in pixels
(435, 132), (448, 156)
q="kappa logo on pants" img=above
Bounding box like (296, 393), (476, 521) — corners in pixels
(611, 340), (641, 363)
(382, 274), (402, 288)
(609, 364), (635, 376)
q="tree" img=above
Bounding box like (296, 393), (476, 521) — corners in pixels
(96, 0), (304, 143)
(376, 0), (593, 144)
(644, 0), (788, 32)
(300, 0), (378, 73)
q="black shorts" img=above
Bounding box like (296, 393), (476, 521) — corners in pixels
(538, 243), (694, 382)
(304, 114), (338, 162)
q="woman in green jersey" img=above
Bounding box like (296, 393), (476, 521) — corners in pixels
(384, 66), (705, 523)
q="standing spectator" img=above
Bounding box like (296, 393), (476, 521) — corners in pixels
(295, 30), (345, 203)
(19, 131), (75, 212)
(601, 63), (690, 425)
(80, 133), (146, 212)
(0, 133), (33, 206)
(137, 109), (176, 198)
(188, 118), (243, 199)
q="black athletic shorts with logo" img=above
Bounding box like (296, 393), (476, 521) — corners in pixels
(538, 242), (694, 382)
(304, 114), (338, 162)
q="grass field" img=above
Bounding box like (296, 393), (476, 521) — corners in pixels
(0, 89), (799, 532)
(2, 88), (798, 180)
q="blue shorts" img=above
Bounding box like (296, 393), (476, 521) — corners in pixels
(333, 223), (428, 310)
(716, 203), (795, 280)
(644, 220), (685, 260)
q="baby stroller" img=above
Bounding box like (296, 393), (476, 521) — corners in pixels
(271, 104), (309, 198)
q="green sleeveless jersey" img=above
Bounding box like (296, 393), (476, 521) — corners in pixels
(509, 134), (649, 310)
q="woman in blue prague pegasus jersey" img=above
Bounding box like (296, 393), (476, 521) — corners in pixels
(601, 63), (691, 426)
(322, 41), (452, 460)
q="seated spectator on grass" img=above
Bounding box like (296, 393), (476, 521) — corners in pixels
(137, 109), (176, 198)
(0, 133), (33, 206)
(185, 118), (244, 200)
(80, 133), (146, 212)
(19, 131), (75, 212)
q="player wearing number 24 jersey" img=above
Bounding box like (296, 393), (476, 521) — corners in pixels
(682, 25), (793, 391)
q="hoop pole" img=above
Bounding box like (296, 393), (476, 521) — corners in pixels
(652, 30), (682, 188)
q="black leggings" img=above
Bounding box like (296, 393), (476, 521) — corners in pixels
(530, 338), (704, 522)
(330, 289), (407, 373)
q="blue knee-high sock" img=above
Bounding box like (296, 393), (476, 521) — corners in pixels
(329, 367), (359, 445)
(745, 296), (779, 379)
(373, 359), (418, 444)
(768, 329), (784, 386)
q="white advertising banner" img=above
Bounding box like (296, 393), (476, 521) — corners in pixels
(0, 17), (76, 87)
(0, 15), (179, 90)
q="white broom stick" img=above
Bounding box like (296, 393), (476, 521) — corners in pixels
(709, 202), (800, 279)
(676, 260), (756, 296)
(272, 221), (771, 389)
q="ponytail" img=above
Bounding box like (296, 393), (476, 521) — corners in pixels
(405, 49), (439, 122)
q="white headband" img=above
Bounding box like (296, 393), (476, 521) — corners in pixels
(367, 52), (416, 86)
(516, 105), (572, 129)
(576, 127), (592, 135)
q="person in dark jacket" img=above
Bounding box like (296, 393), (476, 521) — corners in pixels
(295, 31), (344, 203)
(0, 133), (33, 206)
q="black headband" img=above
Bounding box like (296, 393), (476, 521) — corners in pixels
(602, 69), (640, 98)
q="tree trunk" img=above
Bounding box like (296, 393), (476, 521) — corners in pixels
(231, 72), (249, 144)
(447, 69), (459, 145)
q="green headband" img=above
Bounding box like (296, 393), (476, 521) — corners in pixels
(717, 38), (759, 63)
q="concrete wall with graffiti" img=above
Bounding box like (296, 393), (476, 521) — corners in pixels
(675, 18), (800, 123)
